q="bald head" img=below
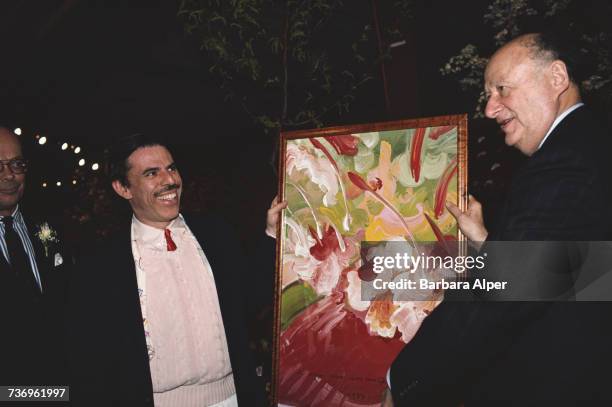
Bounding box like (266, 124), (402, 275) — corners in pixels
(0, 127), (21, 149)
(0, 127), (26, 216)
(483, 33), (581, 155)
(512, 34), (555, 64)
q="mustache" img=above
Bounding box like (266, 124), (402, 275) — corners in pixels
(154, 184), (180, 197)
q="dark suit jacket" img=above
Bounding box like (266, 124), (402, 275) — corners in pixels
(68, 214), (268, 407)
(390, 107), (612, 406)
(0, 214), (69, 387)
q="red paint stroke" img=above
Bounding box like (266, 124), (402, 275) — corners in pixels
(347, 171), (375, 192)
(434, 158), (458, 219)
(410, 127), (426, 182)
(309, 224), (340, 261)
(428, 125), (455, 140)
(310, 138), (339, 171)
(424, 213), (452, 256)
(324, 134), (359, 156)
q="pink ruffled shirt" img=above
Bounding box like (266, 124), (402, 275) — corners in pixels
(131, 215), (237, 407)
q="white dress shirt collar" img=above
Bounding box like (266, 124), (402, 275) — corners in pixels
(537, 103), (584, 150)
(132, 214), (186, 249)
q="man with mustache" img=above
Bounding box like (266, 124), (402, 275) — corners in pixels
(387, 32), (612, 406)
(0, 127), (69, 388)
(68, 133), (285, 406)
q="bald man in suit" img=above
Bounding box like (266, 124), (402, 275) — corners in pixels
(388, 32), (612, 407)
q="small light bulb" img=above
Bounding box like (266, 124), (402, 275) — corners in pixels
(78, 159), (85, 166)
(92, 163), (99, 171)
(74, 147), (81, 154)
(14, 128), (22, 136)
(61, 143), (68, 150)
(39, 136), (47, 145)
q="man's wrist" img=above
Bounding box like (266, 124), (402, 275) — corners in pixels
(265, 227), (276, 239)
(469, 230), (487, 251)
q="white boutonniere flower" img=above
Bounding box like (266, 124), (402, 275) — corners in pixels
(35, 222), (59, 257)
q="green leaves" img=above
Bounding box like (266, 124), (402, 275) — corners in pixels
(179, 0), (415, 131)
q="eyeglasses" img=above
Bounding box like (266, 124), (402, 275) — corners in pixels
(0, 159), (28, 174)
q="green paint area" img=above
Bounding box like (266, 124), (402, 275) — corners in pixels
(280, 281), (320, 331)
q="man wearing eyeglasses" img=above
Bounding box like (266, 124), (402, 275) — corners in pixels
(0, 127), (69, 389)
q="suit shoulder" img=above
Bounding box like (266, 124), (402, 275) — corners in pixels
(21, 213), (64, 235)
(553, 108), (610, 152)
(76, 233), (131, 265)
(530, 108), (610, 170)
(182, 213), (237, 237)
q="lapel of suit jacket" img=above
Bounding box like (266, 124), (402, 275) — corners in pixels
(115, 220), (143, 312)
(531, 105), (584, 159)
(11, 214), (44, 294)
(29, 228), (47, 291)
(100, 221), (152, 373)
(0, 246), (9, 270)
(118, 220), (159, 394)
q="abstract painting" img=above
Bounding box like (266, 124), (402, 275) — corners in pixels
(273, 115), (467, 406)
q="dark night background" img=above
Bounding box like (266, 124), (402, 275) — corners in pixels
(0, 0), (520, 248)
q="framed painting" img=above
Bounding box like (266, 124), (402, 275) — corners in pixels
(272, 115), (468, 406)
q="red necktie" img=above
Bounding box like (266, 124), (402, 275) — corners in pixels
(164, 229), (177, 251)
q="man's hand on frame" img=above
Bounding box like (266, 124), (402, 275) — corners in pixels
(446, 195), (488, 249)
(265, 195), (288, 239)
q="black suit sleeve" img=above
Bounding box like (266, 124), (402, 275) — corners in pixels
(390, 300), (548, 406)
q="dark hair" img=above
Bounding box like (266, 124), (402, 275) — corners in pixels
(107, 133), (167, 186)
(525, 31), (586, 85)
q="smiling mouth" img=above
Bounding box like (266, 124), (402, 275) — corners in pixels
(156, 192), (178, 201)
(0, 187), (19, 194)
(498, 118), (514, 130)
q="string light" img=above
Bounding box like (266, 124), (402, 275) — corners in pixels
(14, 128), (22, 136)
(23, 130), (100, 185)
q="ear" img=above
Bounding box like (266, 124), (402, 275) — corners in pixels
(112, 179), (132, 200)
(549, 60), (570, 93)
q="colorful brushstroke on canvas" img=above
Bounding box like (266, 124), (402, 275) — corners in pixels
(275, 117), (466, 406)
